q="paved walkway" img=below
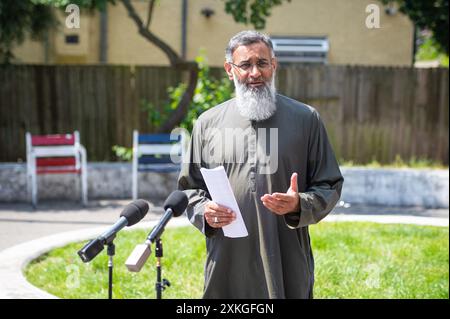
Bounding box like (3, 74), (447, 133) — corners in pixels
(0, 200), (448, 298)
(0, 200), (167, 251)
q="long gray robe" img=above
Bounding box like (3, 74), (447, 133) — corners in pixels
(178, 94), (344, 299)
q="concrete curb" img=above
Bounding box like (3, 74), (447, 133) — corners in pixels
(340, 167), (449, 208)
(0, 215), (447, 299)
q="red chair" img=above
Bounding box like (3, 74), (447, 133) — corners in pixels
(26, 131), (88, 207)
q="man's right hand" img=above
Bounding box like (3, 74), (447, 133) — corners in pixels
(204, 202), (236, 228)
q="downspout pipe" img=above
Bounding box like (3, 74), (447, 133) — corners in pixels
(181, 0), (187, 60)
(99, 5), (108, 63)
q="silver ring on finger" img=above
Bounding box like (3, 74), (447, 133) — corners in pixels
(214, 217), (218, 223)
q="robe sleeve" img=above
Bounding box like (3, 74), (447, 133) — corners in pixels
(177, 120), (218, 237)
(284, 110), (344, 228)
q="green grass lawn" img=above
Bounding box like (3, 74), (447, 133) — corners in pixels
(25, 222), (449, 299)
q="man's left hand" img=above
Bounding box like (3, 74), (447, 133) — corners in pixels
(261, 172), (300, 215)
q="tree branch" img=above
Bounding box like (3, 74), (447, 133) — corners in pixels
(120, 0), (199, 132)
(145, 0), (156, 30)
(120, 0), (182, 66)
(157, 62), (199, 133)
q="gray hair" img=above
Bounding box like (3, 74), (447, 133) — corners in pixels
(225, 30), (274, 62)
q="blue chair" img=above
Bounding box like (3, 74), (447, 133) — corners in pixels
(132, 130), (185, 200)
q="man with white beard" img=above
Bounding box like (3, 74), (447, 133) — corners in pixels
(233, 65), (277, 122)
(178, 30), (344, 299)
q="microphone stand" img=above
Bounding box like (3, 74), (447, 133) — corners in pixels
(155, 238), (170, 299)
(103, 235), (116, 299)
(107, 241), (115, 299)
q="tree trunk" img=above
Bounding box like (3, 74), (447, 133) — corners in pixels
(157, 62), (199, 133)
(120, 0), (199, 132)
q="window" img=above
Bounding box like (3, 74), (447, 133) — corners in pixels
(65, 34), (79, 44)
(272, 36), (329, 63)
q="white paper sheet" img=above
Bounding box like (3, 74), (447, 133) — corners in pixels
(200, 166), (248, 238)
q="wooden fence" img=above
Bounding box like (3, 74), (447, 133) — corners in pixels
(0, 64), (448, 164)
(276, 65), (449, 165)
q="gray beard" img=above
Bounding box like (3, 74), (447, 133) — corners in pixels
(233, 73), (277, 121)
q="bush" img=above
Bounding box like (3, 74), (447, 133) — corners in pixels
(113, 53), (234, 161)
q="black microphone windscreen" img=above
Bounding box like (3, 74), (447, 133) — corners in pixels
(163, 191), (188, 217)
(120, 199), (149, 226)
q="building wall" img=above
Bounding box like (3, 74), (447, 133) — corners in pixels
(186, 0), (413, 66)
(12, 0), (413, 66)
(12, 10), (100, 64)
(107, 1), (182, 65)
(53, 10), (101, 64)
(271, 0), (414, 66)
(13, 38), (46, 64)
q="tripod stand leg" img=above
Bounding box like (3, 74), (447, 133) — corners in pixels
(107, 242), (115, 299)
(156, 257), (162, 299)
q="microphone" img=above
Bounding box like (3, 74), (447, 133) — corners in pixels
(78, 199), (149, 263)
(125, 191), (188, 272)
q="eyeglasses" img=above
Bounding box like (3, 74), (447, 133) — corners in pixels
(229, 59), (272, 72)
